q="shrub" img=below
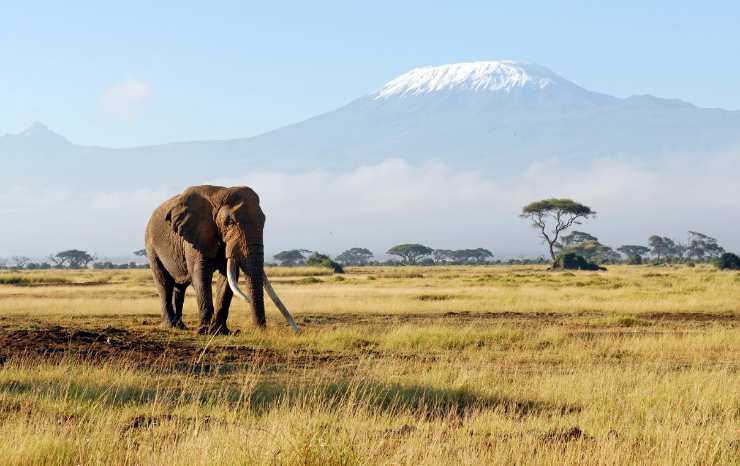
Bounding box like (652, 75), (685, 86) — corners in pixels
(627, 255), (642, 265)
(715, 253), (740, 270)
(554, 253), (605, 271)
(306, 252), (344, 274)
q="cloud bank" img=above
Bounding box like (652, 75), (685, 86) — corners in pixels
(0, 153), (738, 259)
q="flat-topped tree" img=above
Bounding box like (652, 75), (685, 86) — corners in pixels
(520, 199), (595, 264)
(558, 231), (598, 249)
(387, 244), (433, 265)
(49, 249), (96, 269)
(686, 231), (724, 261)
(273, 249), (311, 266)
(433, 248), (494, 264)
(335, 248), (374, 266)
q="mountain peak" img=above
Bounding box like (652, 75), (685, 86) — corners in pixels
(20, 121), (56, 136)
(372, 61), (575, 99)
(14, 122), (69, 144)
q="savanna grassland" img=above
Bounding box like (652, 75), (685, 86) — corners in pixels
(0, 265), (738, 465)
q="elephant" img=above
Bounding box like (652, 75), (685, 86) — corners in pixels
(145, 185), (299, 335)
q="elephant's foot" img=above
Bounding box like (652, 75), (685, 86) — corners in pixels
(162, 319), (187, 330)
(197, 323), (230, 336)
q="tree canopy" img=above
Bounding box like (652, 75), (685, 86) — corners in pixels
(433, 248), (494, 264)
(648, 236), (683, 262)
(49, 250), (95, 269)
(386, 244), (434, 265)
(685, 231), (724, 261)
(335, 248), (374, 265)
(273, 249), (311, 266)
(558, 231), (598, 249)
(520, 199), (595, 263)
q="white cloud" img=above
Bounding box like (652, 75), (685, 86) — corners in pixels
(99, 77), (152, 118)
(1, 154), (739, 258)
(215, 154), (740, 257)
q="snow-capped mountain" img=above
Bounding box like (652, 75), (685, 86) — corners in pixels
(373, 61), (578, 98)
(3, 60), (740, 186)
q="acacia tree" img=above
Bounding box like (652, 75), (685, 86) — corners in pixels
(433, 248), (494, 264)
(556, 231), (618, 264)
(133, 249), (147, 258)
(520, 199), (595, 264)
(49, 250), (96, 269)
(335, 248), (374, 265)
(557, 231), (598, 250)
(386, 244), (433, 265)
(685, 231), (724, 261)
(273, 249), (311, 266)
(565, 240), (619, 264)
(648, 236), (683, 262)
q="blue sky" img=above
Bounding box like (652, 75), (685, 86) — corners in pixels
(2, 1), (740, 147)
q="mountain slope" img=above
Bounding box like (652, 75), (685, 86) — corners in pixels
(3, 61), (740, 186)
(212, 61), (740, 172)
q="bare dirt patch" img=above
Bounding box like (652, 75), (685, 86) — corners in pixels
(0, 322), (351, 373)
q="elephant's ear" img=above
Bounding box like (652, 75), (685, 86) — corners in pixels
(165, 190), (219, 255)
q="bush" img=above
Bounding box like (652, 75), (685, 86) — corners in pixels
(306, 252), (344, 274)
(627, 255), (642, 265)
(715, 253), (740, 270)
(554, 253), (605, 271)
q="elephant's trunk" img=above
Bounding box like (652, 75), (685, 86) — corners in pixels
(241, 245), (266, 328)
(226, 243), (266, 328)
(227, 246), (300, 334)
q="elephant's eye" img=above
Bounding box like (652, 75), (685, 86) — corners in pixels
(225, 215), (235, 226)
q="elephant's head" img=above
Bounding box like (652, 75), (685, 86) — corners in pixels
(214, 186), (267, 327)
(166, 185), (299, 333)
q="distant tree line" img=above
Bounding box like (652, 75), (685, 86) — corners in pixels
(520, 197), (736, 269)
(0, 250), (150, 270)
(270, 245), (498, 268)
(1, 220), (736, 272)
(542, 229), (728, 266)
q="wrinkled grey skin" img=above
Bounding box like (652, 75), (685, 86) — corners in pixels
(145, 185), (265, 334)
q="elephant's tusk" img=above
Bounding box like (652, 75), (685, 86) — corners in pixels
(226, 258), (250, 301)
(263, 273), (301, 335)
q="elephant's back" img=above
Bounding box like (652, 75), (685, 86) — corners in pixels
(145, 195), (180, 244)
(145, 195), (189, 280)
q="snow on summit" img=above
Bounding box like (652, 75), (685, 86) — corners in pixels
(373, 61), (569, 99)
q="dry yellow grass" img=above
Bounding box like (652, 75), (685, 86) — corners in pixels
(0, 265), (738, 465)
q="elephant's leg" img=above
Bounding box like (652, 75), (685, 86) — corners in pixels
(150, 256), (178, 328)
(190, 262), (215, 334)
(172, 286), (188, 330)
(212, 273), (233, 335)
